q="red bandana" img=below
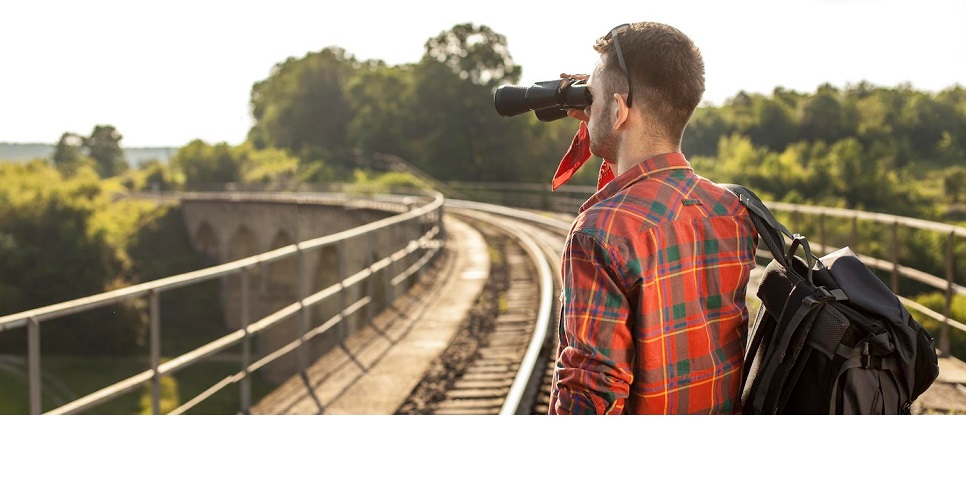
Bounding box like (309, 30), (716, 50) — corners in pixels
(551, 121), (615, 191)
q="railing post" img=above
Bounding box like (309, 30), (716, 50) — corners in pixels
(297, 242), (309, 375)
(438, 201), (445, 242)
(366, 232), (374, 325)
(240, 268), (251, 414)
(338, 239), (347, 344)
(28, 316), (41, 415)
(891, 221), (900, 294)
(386, 224), (395, 308)
(942, 231), (954, 357)
(850, 214), (859, 252)
(404, 217), (414, 287)
(150, 290), (161, 415)
(295, 198), (309, 376)
(404, 202), (415, 288)
(819, 213), (827, 256)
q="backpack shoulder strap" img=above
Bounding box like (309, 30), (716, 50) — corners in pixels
(721, 184), (793, 240)
(721, 184), (814, 276)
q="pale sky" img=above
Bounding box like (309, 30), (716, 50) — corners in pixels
(2, 0), (963, 147)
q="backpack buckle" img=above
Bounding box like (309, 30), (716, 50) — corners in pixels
(860, 342), (872, 368)
(813, 286), (848, 302)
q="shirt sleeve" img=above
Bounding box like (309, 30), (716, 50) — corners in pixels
(550, 230), (635, 414)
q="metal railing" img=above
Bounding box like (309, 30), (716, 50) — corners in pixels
(0, 190), (445, 415)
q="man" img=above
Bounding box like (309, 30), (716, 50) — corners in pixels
(548, 22), (759, 414)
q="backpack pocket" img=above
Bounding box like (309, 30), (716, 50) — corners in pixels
(830, 333), (904, 414)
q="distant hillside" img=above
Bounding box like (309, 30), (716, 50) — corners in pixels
(0, 142), (177, 165)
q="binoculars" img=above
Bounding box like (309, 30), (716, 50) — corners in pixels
(493, 78), (591, 122)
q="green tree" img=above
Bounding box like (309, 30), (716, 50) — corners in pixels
(824, 137), (919, 214)
(0, 161), (145, 354)
(51, 132), (94, 176)
(345, 64), (414, 157)
(139, 159), (176, 191)
(683, 106), (730, 157)
(713, 134), (768, 189)
(406, 24), (530, 183)
(798, 83), (855, 145)
(86, 125), (128, 178)
(423, 23), (521, 88)
(935, 86), (966, 165)
(944, 166), (966, 203)
(772, 86), (805, 109)
(854, 86), (899, 160)
(723, 91), (756, 132)
(748, 96), (797, 152)
(235, 143), (300, 185)
(248, 47), (356, 172)
(125, 205), (224, 352)
(171, 140), (242, 187)
(897, 92), (957, 164)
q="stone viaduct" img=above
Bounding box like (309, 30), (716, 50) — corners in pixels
(177, 193), (430, 384)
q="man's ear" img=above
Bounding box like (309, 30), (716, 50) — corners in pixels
(612, 93), (629, 130)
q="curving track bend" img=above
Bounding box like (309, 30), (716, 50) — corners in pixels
(398, 200), (573, 415)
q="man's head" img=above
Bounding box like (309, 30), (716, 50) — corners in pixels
(585, 22), (705, 158)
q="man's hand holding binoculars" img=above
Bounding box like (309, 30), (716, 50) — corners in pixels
(559, 72), (590, 122)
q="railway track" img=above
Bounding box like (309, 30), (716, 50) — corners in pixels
(396, 201), (573, 415)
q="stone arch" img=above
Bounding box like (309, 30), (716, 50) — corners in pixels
(193, 221), (220, 261)
(224, 226), (261, 332)
(369, 247), (387, 317)
(312, 243), (342, 351)
(266, 230), (297, 305)
(261, 230), (302, 383)
(228, 226), (259, 261)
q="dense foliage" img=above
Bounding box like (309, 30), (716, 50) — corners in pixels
(684, 84), (966, 220)
(0, 161), (147, 353)
(240, 23), (587, 186)
(0, 160), (221, 355)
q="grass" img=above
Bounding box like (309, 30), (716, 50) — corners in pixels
(0, 369), (31, 414)
(0, 354), (275, 415)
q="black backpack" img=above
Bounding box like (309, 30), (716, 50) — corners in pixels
(723, 184), (940, 414)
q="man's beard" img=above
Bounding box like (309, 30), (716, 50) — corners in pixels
(589, 102), (620, 164)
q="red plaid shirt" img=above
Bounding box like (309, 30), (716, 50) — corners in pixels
(549, 152), (758, 414)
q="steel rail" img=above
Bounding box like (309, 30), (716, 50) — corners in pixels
(445, 199), (573, 231)
(444, 200), (560, 415)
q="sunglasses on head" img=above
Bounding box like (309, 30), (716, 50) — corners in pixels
(604, 23), (634, 107)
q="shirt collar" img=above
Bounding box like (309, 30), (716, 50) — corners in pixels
(579, 152), (692, 213)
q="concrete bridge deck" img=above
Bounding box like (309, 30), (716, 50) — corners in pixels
(251, 216), (490, 414)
